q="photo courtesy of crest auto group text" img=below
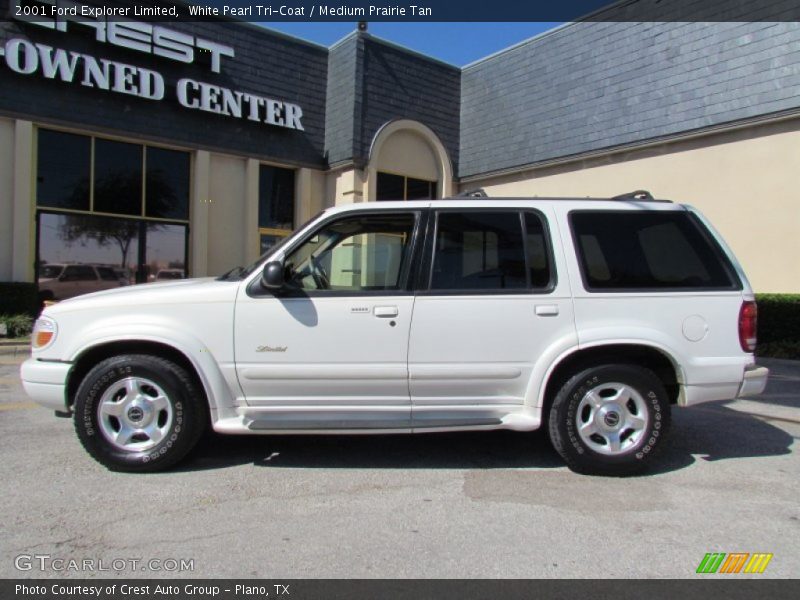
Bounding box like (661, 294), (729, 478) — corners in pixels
(0, 0), (798, 595)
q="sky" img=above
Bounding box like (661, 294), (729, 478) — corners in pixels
(258, 22), (562, 66)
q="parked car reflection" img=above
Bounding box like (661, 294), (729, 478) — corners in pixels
(38, 263), (126, 301)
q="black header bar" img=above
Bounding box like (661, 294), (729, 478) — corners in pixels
(3, 0), (800, 22)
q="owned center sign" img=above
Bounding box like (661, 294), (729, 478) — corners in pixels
(3, 0), (305, 131)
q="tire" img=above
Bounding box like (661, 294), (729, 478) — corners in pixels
(73, 354), (208, 472)
(548, 364), (671, 476)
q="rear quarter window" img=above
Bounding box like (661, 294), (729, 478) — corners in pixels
(569, 210), (740, 291)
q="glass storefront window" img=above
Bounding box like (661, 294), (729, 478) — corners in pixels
(146, 147), (190, 220)
(37, 212), (141, 300)
(145, 223), (188, 282)
(258, 165), (295, 230)
(406, 177), (436, 200)
(36, 129), (91, 211)
(35, 128), (191, 300)
(376, 172), (437, 201)
(376, 173), (405, 201)
(258, 164), (296, 253)
(94, 139), (143, 216)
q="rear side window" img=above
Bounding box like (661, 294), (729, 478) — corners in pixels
(570, 211), (739, 291)
(429, 211), (553, 292)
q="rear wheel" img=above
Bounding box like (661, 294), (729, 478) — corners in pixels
(548, 364), (671, 476)
(74, 354), (207, 472)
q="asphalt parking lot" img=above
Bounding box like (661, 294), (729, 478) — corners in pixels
(0, 353), (797, 579)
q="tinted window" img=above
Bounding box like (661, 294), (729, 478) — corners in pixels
(431, 212), (527, 290)
(525, 213), (552, 288)
(376, 172), (437, 201)
(570, 211), (738, 290)
(259, 165), (295, 230)
(146, 147), (190, 220)
(406, 177), (436, 200)
(94, 139), (143, 216)
(285, 213), (416, 292)
(376, 173), (405, 201)
(37, 129), (91, 211)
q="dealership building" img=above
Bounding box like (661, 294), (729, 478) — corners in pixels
(1, 0), (798, 293)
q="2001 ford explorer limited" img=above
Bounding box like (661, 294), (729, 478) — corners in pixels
(21, 194), (769, 475)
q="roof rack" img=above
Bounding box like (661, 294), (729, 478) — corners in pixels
(612, 190), (659, 201)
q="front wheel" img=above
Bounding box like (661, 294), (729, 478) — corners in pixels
(548, 364), (671, 476)
(74, 354), (207, 472)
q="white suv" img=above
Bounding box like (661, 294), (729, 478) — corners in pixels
(21, 194), (768, 475)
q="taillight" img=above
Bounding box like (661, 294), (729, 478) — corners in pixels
(738, 301), (757, 353)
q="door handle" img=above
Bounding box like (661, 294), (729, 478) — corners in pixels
(535, 304), (559, 317)
(374, 306), (399, 318)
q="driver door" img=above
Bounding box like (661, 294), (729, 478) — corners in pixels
(234, 209), (423, 429)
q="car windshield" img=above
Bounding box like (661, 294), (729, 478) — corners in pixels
(39, 265), (63, 279)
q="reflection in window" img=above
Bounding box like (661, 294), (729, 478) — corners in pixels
(36, 128), (191, 222)
(260, 234), (283, 255)
(259, 165), (295, 231)
(146, 147), (190, 220)
(37, 129), (91, 211)
(37, 212), (188, 298)
(144, 223), (187, 282)
(431, 212), (527, 290)
(37, 212), (141, 300)
(93, 139), (143, 216)
(571, 212), (736, 290)
(35, 129), (192, 294)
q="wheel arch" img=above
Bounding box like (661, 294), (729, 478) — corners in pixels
(540, 343), (683, 420)
(65, 338), (228, 419)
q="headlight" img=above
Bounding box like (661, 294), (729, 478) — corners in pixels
(32, 317), (57, 350)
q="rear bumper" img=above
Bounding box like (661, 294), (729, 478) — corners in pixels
(680, 364), (769, 406)
(737, 365), (769, 398)
(20, 358), (71, 412)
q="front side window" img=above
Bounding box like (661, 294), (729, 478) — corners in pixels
(430, 211), (553, 291)
(283, 213), (417, 293)
(570, 211), (739, 291)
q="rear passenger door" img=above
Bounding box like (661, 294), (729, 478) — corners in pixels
(407, 208), (576, 426)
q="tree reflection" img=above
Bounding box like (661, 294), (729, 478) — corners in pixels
(58, 171), (177, 268)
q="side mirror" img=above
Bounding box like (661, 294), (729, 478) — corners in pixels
(261, 261), (285, 290)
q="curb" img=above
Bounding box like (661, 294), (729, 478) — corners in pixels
(0, 345), (29, 358)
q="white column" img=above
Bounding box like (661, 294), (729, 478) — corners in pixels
(190, 150), (210, 277)
(12, 120), (33, 282)
(245, 158), (260, 261)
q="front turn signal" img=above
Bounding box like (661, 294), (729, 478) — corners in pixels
(32, 317), (57, 350)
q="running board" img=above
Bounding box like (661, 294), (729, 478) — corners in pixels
(212, 409), (540, 434)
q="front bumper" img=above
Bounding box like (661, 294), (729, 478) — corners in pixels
(737, 365), (769, 398)
(20, 358), (71, 412)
